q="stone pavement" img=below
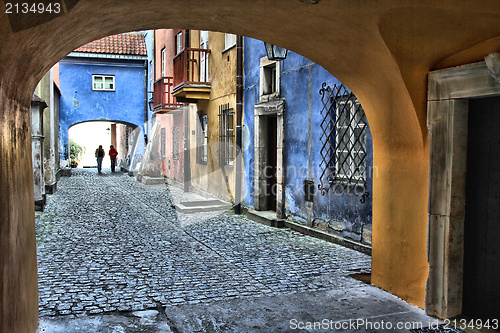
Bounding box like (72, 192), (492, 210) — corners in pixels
(36, 169), (440, 332)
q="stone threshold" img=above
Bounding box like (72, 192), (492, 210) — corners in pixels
(246, 209), (372, 256)
(174, 199), (232, 213)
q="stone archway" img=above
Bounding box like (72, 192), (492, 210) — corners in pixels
(1, 1), (500, 332)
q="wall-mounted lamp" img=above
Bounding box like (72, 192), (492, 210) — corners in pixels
(148, 97), (155, 111)
(106, 127), (110, 135)
(264, 42), (288, 61)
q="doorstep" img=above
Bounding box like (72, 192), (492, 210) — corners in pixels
(246, 210), (285, 228)
(174, 199), (232, 213)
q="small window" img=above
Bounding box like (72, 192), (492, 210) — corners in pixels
(161, 48), (166, 77)
(175, 32), (183, 55)
(93, 75), (115, 91)
(197, 113), (208, 164)
(262, 63), (277, 95)
(224, 33), (236, 51)
(259, 58), (280, 101)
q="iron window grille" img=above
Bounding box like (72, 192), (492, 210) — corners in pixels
(172, 126), (179, 160)
(218, 103), (234, 167)
(318, 82), (369, 202)
(197, 113), (208, 164)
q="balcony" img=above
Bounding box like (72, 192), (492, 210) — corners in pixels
(153, 76), (183, 112)
(172, 48), (211, 102)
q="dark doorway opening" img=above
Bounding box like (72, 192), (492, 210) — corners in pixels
(463, 96), (500, 320)
(265, 115), (277, 211)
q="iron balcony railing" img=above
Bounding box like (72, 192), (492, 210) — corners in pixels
(173, 48), (211, 89)
(153, 76), (183, 109)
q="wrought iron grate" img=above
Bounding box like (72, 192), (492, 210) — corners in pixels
(218, 103), (234, 167)
(318, 82), (369, 202)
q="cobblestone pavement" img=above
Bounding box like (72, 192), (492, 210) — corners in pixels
(36, 169), (371, 319)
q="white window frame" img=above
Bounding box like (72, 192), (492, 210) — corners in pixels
(224, 33), (236, 51)
(175, 32), (183, 55)
(259, 57), (280, 102)
(92, 75), (115, 91)
(200, 30), (209, 82)
(197, 113), (208, 164)
(161, 48), (166, 77)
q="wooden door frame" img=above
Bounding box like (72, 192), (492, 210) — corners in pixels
(426, 53), (500, 318)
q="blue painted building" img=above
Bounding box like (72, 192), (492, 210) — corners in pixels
(144, 30), (155, 139)
(243, 37), (373, 244)
(59, 32), (147, 165)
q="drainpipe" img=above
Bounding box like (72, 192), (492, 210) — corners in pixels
(234, 35), (243, 214)
(183, 29), (191, 192)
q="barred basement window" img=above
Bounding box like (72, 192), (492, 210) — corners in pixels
(218, 103), (234, 167)
(172, 126), (179, 160)
(318, 82), (369, 202)
(160, 127), (166, 159)
(197, 113), (208, 164)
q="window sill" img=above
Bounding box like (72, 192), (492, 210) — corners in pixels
(222, 44), (236, 54)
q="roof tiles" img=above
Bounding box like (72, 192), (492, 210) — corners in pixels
(74, 32), (146, 56)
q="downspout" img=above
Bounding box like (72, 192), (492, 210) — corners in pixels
(183, 29), (191, 192)
(234, 35), (243, 214)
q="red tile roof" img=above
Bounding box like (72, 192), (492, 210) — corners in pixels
(74, 32), (146, 56)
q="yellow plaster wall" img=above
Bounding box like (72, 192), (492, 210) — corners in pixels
(188, 30), (237, 201)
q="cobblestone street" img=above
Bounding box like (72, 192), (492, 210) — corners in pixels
(37, 169), (371, 318)
(36, 169), (442, 332)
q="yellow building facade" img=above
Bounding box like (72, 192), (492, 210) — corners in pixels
(183, 31), (239, 202)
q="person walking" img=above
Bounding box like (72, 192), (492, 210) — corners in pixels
(95, 145), (105, 173)
(108, 145), (118, 172)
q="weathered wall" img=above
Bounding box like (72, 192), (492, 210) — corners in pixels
(243, 37), (373, 243)
(59, 57), (145, 162)
(156, 111), (185, 183)
(2, 1), (500, 331)
(37, 70), (60, 191)
(188, 31), (237, 201)
(0, 94), (39, 332)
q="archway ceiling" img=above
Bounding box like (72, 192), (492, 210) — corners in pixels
(1, 0), (500, 149)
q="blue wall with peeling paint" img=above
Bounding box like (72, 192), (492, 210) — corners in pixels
(243, 37), (373, 243)
(59, 56), (145, 160)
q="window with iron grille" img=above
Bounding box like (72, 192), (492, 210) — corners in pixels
(160, 127), (166, 159)
(319, 83), (369, 201)
(218, 103), (234, 167)
(172, 126), (179, 160)
(197, 113), (208, 164)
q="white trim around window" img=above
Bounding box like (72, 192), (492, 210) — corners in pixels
(224, 33), (237, 52)
(92, 75), (115, 91)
